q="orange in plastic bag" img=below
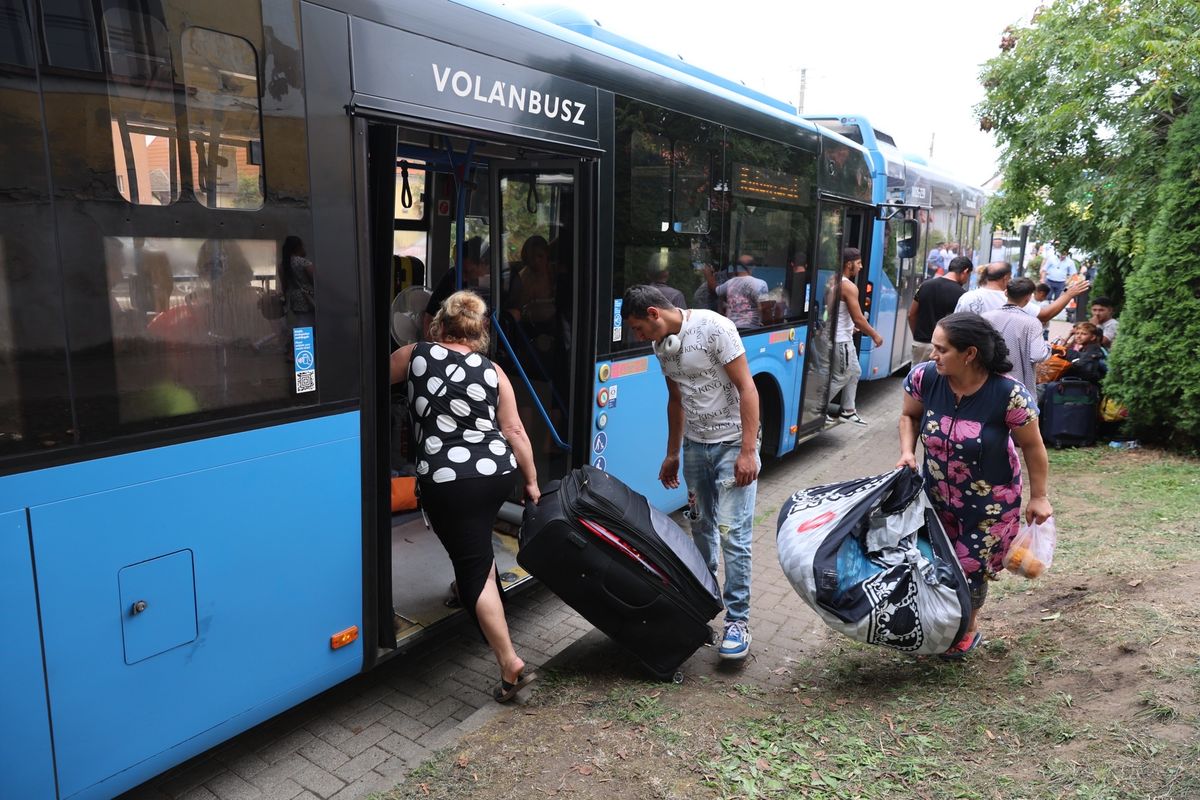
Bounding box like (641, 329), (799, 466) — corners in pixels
(391, 476), (418, 512)
(1003, 517), (1056, 578)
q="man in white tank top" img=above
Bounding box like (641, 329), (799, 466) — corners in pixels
(827, 248), (883, 425)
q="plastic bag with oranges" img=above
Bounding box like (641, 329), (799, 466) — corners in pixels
(1003, 518), (1056, 579)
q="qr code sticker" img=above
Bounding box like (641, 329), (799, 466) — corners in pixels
(295, 371), (316, 393)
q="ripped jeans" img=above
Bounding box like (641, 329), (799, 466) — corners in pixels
(682, 438), (759, 623)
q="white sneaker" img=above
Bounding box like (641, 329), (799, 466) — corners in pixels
(841, 411), (868, 426)
(718, 620), (751, 660)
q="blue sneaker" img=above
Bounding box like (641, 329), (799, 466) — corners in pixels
(718, 620), (751, 660)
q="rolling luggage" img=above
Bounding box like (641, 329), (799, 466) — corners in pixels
(1039, 377), (1098, 447)
(519, 465), (723, 680)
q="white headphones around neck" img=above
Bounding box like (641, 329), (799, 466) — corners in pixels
(655, 333), (681, 357)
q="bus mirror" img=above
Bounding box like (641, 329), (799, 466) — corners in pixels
(898, 219), (920, 259)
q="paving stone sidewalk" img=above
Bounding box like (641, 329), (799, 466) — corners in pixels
(121, 376), (905, 800)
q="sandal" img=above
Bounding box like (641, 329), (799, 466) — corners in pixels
(940, 630), (983, 661)
(443, 581), (460, 609)
(492, 671), (537, 703)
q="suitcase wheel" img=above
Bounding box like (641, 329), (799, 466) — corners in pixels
(672, 671), (685, 684)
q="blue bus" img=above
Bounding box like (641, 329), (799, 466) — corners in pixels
(806, 116), (991, 382)
(1, 2), (981, 797)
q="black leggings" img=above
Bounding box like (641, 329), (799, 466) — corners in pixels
(419, 472), (517, 632)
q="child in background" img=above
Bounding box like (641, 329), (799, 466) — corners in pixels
(1063, 321), (1106, 383)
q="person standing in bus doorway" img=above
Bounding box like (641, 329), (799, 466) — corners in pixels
(621, 285), (761, 661)
(390, 290), (541, 702)
(908, 255), (972, 366)
(827, 248), (884, 425)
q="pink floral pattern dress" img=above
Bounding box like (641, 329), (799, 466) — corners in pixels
(902, 362), (1038, 601)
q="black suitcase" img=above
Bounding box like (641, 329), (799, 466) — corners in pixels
(519, 465), (723, 680)
(1040, 378), (1099, 447)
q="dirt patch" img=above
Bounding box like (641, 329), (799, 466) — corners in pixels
(382, 449), (1200, 800)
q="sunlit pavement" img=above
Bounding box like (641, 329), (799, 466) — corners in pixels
(120, 376), (906, 800)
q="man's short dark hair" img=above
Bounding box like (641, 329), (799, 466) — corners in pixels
(841, 247), (861, 266)
(984, 262), (1012, 282)
(621, 284), (674, 319)
(1036, 282), (1051, 294)
(946, 256), (973, 274)
(1007, 276), (1036, 302)
(1091, 296), (1114, 309)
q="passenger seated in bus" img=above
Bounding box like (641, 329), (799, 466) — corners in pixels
(715, 255), (770, 329)
(389, 290), (541, 703)
(423, 236), (490, 339)
(648, 263), (687, 310)
(146, 240), (280, 409)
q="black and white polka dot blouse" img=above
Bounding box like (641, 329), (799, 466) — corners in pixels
(406, 342), (517, 483)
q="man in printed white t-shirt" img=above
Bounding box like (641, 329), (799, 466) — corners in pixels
(621, 285), (761, 661)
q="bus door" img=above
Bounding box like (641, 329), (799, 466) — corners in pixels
(797, 201), (871, 430)
(888, 208), (920, 372)
(798, 203), (848, 432)
(489, 162), (584, 486)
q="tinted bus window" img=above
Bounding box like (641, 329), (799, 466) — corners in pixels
(0, 0), (35, 67)
(103, 3), (180, 205)
(1, 0), (74, 459)
(182, 27), (263, 209)
(612, 97), (724, 349)
(725, 132), (817, 327)
(29, 0), (320, 452)
(41, 0), (102, 71)
(820, 141), (872, 203)
(101, 236), (297, 424)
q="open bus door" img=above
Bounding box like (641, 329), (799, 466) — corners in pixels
(362, 122), (592, 661)
(488, 161), (586, 490)
(888, 208), (921, 372)
(797, 202), (870, 433)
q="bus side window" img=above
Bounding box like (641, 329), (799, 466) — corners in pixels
(103, 3), (179, 206)
(182, 27), (264, 209)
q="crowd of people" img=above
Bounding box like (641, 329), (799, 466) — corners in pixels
(391, 237), (1119, 702)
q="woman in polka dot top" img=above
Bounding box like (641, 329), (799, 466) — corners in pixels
(390, 290), (541, 701)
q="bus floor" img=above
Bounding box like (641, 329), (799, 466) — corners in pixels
(389, 512), (529, 644)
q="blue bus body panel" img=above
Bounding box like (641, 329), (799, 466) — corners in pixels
(864, 221), (900, 379)
(740, 328), (804, 457)
(0, 510), (58, 800)
(2, 413), (363, 800)
(589, 355), (685, 513)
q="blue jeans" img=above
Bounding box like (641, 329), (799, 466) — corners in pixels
(682, 438), (758, 623)
(1045, 279), (1065, 301)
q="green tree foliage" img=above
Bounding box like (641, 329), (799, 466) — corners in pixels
(1105, 103), (1200, 446)
(976, 0), (1200, 303)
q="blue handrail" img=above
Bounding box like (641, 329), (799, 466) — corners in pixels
(492, 312), (571, 452)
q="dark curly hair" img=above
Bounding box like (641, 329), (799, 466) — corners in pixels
(936, 312), (1013, 374)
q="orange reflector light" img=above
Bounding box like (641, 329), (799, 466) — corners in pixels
(790, 425), (798, 434)
(330, 626), (359, 649)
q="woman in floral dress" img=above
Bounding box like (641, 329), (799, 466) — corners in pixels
(898, 312), (1053, 657)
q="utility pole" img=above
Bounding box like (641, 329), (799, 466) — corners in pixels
(928, 132), (935, 159)
(797, 68), (806, 114)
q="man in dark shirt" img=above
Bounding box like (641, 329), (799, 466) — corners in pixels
(908, 255), (971, 365)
